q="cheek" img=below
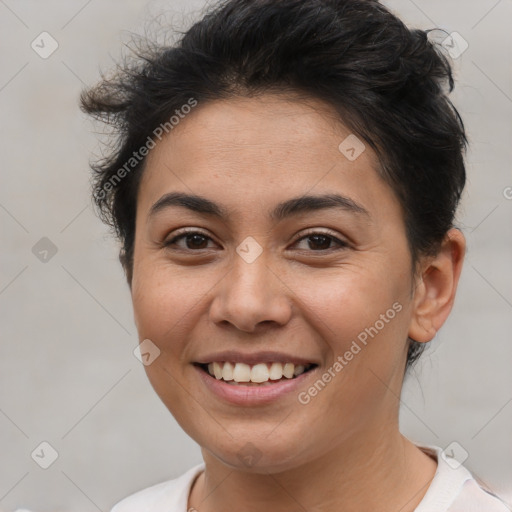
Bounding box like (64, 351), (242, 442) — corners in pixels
(131, 258), (223, 360)
(315, 263), (409, 420)
(291, 265), (408, 345)
(290, 267), (411, 408)
(130, 262), (209, 422)
(131, 257), (187, 343)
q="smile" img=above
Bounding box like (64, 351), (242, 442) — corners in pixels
(196, 361), (317, 385)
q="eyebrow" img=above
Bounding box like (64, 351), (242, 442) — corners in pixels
(148, 191), (370, 221)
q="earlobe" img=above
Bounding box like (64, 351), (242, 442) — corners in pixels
(408, 228), (466, 343)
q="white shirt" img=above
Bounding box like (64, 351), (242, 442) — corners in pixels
(111, 445), (510, 511)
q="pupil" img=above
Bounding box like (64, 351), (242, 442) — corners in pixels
(187, 234), (207, 249)
(308, 235), (331, 250)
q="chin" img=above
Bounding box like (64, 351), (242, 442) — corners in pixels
(200, 432), (313, 474)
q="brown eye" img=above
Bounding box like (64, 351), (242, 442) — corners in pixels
(293, 231), (348, 252)
(165, 231), (215, 250)
(307, 234), (333, 250)
(184, 233), (209, 249)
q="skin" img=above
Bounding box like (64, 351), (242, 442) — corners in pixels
(129, 93), (465, 512)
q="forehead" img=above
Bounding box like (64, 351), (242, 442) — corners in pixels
(146, 94), (358, 162)
(137, 93), (397, 221)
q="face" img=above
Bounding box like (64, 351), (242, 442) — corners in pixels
(131, 93), (420, 473)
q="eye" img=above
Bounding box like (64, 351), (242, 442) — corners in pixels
(163, 229), (347, 253)
(164, 230), (217, 250)
(292, 230), (348, 251)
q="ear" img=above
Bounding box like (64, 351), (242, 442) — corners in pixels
(408, 228), (466, 343)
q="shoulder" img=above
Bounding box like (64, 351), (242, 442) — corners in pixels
(448, 478), (511, 512)
(111, 463), (205, 512)
(414, 444), (510, 512)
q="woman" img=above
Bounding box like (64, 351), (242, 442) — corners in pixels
(81, 0), (509, 510)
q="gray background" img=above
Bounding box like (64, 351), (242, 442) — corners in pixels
(0, 0), (511, 510)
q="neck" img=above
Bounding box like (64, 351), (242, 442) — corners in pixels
(188, 427), (437, 512)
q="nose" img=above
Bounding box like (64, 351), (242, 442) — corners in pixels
(209, 253), (293, 333)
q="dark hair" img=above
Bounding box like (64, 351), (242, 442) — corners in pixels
(81, 0), (467, 370)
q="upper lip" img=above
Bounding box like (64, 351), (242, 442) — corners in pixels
(194, 350), (318, 366)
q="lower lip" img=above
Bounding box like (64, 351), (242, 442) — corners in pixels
(193, 365), (317, 406)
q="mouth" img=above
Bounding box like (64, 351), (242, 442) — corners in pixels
(194, 361), (318, 386)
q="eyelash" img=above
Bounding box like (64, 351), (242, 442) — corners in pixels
(164, 228), (348, 252)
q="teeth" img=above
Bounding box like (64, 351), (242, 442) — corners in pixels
(283, 363), (294, 379)
(233, 363), (251, 382)
(204, 361), (312, 383)
(293, 364), (305, 376)
(269, 362), (283, 380)
(213, 362), (223, 380)
(251, 363), (270, 383)
(222, 361), (234, 381)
